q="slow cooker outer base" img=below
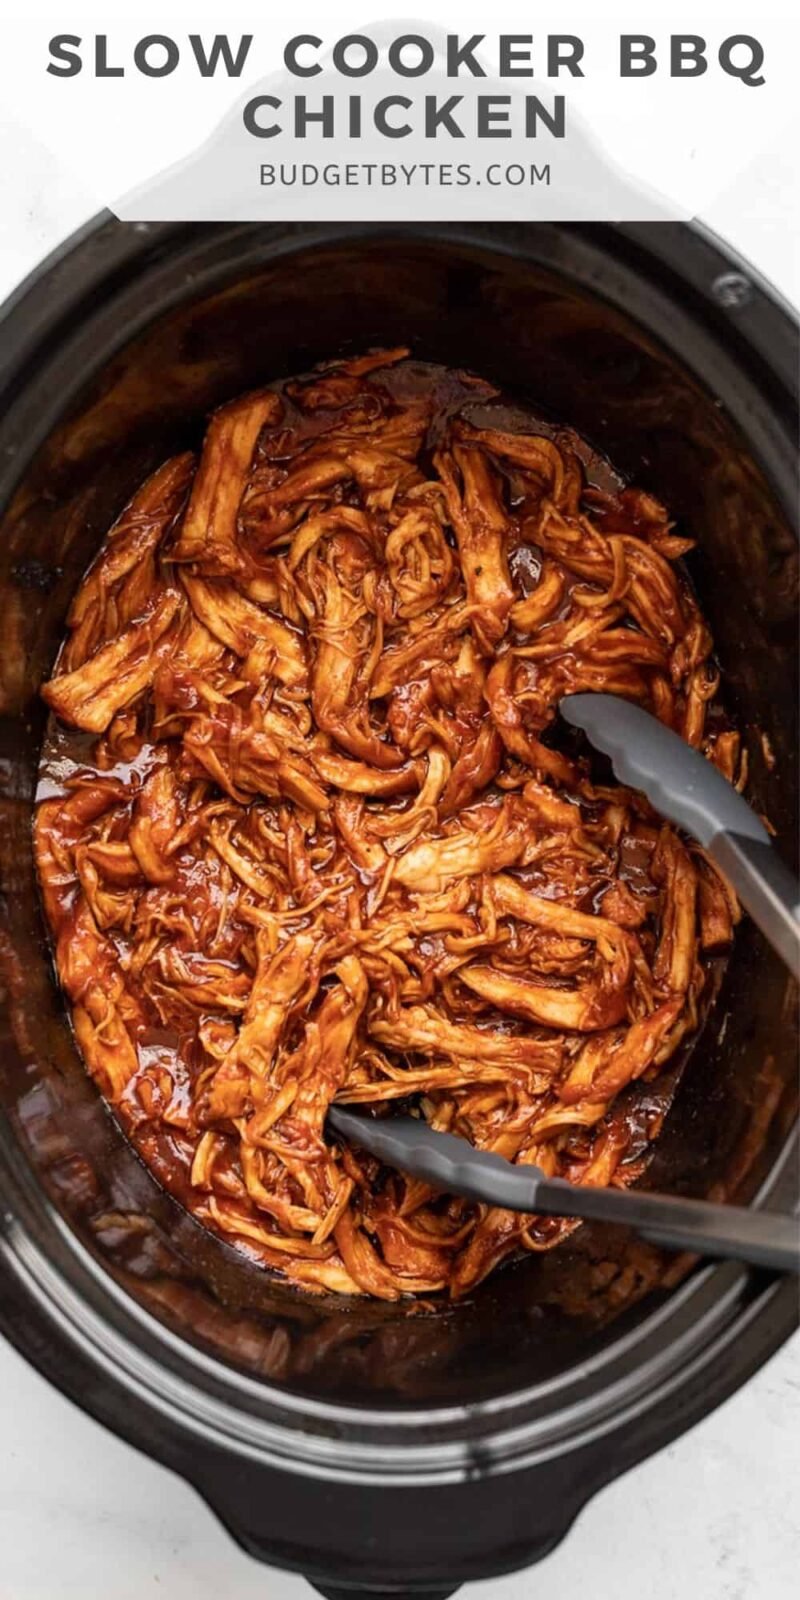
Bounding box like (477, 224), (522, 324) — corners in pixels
(311, 1585), (458, 1599)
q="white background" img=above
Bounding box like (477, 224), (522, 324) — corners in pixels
(1, 6), (799, 1591)
(1, 1), (799, 226)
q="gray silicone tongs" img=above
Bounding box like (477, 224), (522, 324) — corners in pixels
(327, 1107), (800, 1272)
(560, 692), (800, 981)
(328, 692), (800, 1274)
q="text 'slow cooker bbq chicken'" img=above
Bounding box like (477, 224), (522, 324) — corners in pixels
(35, 350), (743, 1299)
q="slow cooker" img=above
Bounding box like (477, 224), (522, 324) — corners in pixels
(0, 219), (797, 1600)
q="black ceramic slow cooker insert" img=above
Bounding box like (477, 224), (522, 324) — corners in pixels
(0, 220), (797, 1600)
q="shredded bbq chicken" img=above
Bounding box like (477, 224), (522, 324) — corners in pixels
(35, 352), (741, 1299)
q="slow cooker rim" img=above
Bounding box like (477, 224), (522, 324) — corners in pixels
(1, 1107), (793, 1465)
(0, 217), (796, 532)
(1, 1115), (797, 1482)
(0, 215), (797, 1499)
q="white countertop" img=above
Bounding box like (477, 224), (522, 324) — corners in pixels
(1, 114), (798, 1600)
